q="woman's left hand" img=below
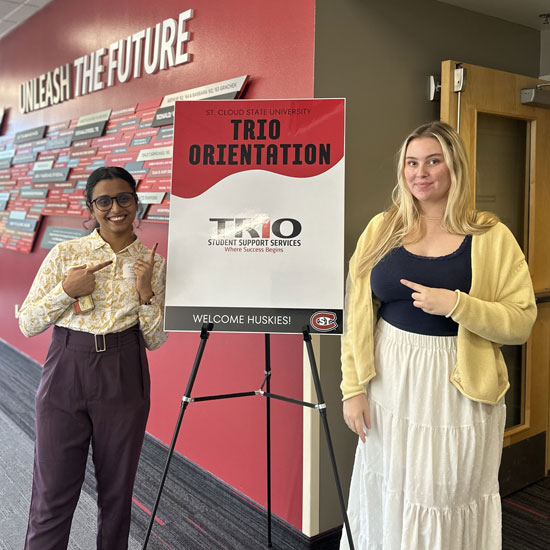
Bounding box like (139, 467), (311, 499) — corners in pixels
(400, 279), (458, 316)
(134, 243), (158, 303)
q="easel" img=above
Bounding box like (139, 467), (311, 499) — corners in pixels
(142, 323), (355, 550)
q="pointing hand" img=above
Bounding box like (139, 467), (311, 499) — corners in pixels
(400, 279), (458, 316)
(62, 260), (112, 298)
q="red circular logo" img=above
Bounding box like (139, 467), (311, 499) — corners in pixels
(310, 311), (338, 332)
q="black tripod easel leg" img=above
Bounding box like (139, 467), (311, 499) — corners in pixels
(265, 333), (273, 548)
(302, 326), (356, 550)
(141, 323), (213, 550)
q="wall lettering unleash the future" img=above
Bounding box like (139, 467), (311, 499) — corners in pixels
(19, 9), (193, 114)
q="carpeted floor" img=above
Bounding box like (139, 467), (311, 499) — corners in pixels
(1, 337), (549, 550)
(502, 476), (550, 550)
(0, 339), (323, 550)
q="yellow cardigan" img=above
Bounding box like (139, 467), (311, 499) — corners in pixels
(341, 213), (537, 405)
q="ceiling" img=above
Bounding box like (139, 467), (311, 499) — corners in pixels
(0, 0), (52, 40)
(438, 0), (550, 30)
(0, 0), (549, 42)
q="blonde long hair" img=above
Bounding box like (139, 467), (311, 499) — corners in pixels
(357, 121), (498, 276)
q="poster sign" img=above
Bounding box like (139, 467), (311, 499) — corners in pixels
(165, 99), (345, 334)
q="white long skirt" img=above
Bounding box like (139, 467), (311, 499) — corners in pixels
(340, 319), (506, 550)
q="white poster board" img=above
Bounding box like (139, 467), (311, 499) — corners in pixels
(165, 98), (345, 334)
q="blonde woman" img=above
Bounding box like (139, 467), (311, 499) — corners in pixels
(340, 121), (536, 549)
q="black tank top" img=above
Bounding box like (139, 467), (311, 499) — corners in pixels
(370, 236), (472, 336)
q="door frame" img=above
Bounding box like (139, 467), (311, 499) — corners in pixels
(440, 60), (550, 492)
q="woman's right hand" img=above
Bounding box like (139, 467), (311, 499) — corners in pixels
(62, 261), (112, 298)
(343, 393), (371, 443)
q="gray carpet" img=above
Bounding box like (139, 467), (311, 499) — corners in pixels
(1, 337), (549, 550)
(502, 477), (550, 550)
(0, 338), (328, 550)
(0, 408), (141, 550)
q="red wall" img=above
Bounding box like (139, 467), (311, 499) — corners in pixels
(0, 0), (315, 529)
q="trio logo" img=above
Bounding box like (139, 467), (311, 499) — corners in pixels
(209, 216), (302, 239)
(310, 311), (338, 332)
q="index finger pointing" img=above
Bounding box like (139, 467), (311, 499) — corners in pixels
(149, 242), (158, 263)
(400, 279), (424, 291)
(88, 260), (113, 273)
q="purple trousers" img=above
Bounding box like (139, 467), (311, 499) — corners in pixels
(25, 324), (150, 550)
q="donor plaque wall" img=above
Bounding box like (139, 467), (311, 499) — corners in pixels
(0, 76), (248, 253)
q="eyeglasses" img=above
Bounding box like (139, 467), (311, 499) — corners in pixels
(90, 192), (137, 212)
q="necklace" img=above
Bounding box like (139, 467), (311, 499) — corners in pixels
(420, 214), (443, 220)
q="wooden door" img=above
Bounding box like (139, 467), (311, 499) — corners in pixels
(441, 61), (550, 495)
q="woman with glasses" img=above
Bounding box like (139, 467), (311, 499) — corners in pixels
(18, 166), (168, 550)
